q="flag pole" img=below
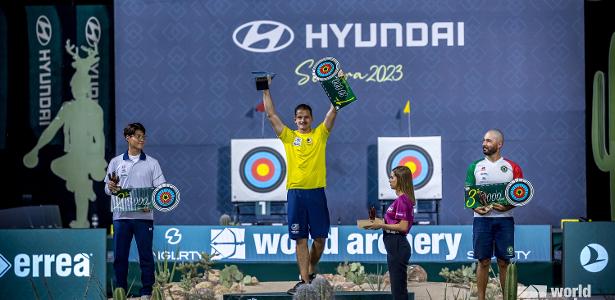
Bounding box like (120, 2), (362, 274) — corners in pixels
(407, 112), (411, 137)
(403, 99), (411, 137)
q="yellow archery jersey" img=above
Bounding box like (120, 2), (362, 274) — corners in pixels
(279, 123), (330, 189)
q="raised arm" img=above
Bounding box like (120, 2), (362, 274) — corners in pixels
(323, 104), (338, 131)
(263, 85), (285, 136)
(323, 70), (347, 131)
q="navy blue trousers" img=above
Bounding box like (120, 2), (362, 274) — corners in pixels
(383, 232), (411, 300)
(113, 219), (155, 296)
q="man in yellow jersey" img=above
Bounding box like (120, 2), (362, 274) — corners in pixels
(261, 76), (339, 295)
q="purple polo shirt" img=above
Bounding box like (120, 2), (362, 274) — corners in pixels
(384, 193), (414, 235)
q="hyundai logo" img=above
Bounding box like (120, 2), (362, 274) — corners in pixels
(232, 20), (294, 53)
(85, 17), (101, 47)
(36, 15), (52, 46)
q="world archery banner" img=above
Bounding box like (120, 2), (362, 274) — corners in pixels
(378, 137), (442, 200)
(128, 225), (551, 263)
(231, 139), (288, 202)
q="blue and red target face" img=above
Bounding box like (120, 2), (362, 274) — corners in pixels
(386, 145), (434, 189)
(240, 147), (286, 193)
(504, 178), (534, 206)
(313, 57), (339, 81)
(155, 188), (175, 207)
(152, 183), (180, 212)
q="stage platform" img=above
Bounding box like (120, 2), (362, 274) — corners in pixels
(223, 291), (414, 300)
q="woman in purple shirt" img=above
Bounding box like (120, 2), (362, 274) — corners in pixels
(366, 166), (415, 300)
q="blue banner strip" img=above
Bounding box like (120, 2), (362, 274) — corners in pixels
(128, 225), (551, 263)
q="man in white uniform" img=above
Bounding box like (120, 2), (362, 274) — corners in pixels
(465, 129), (523, 300)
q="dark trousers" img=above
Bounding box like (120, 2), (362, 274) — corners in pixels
(113, 219), (155, 296)
(383, 232), (411, 300)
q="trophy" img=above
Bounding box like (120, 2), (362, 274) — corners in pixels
(252, 71), (276, 90)
(464, 178), (534, 209)
(312, 57), (357, 110)
(357, 205), (384, 229)
(108, 171), (119, 187)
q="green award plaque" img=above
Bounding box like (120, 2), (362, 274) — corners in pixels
(464, 178), (534, 209)
(312, 57), (357, 110)
(111, 183), (181, 212)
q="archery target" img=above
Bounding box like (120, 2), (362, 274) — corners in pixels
(378, 137), (442, 200)
(386, 145), (433, 189)
(231, 139), (287, 202)
(240, 147), (285, 193)
(152, 183), (181, 212)
(312, 57), (340, 81)
(505, 178), (534, 206)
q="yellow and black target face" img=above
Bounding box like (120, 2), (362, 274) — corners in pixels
(152, 183), (180, 212)
(239, 147), (286, 193)
(505, 178), (534, 206)
(386, 145), (434, 189)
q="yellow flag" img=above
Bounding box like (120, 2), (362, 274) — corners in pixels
(403, 100), (410, 114)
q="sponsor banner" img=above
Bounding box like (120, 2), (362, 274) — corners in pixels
(115, 1), (585, 227)
(0, 7), (7, 149)
(563, 222), (615, 295)
(231, 139), (288, 202)
(0, 229), (106, 299)
(378, 137), (442, 200)
(26, 6), (63, 144)
(76, 5), (112, 153)
(128, 225), (550, 263)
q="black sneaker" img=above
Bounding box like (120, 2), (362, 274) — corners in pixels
(287, 280), (306, 295)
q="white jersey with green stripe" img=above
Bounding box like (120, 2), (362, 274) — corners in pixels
(465, 157), (523, 218)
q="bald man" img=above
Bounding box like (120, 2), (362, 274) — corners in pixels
(464, 129), (523, 300)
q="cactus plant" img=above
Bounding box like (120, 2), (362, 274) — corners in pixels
(592, 32), (615, 221)
(219, 214), (233, 225)
(112, 287), (126, 300)
(219, 265), (244, 288)
(503, 263), (517, 300)
(311, 275), (335, 299)
(336, 261), (366, 285)
(439, 263), (476, 285)
(242, 275), (253, 285)
(292, 283), (319, 300)
(151, 285), (164, 300)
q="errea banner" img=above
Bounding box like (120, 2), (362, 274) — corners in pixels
(129, 225), (550, 263)
(0, 229), (106, 299)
